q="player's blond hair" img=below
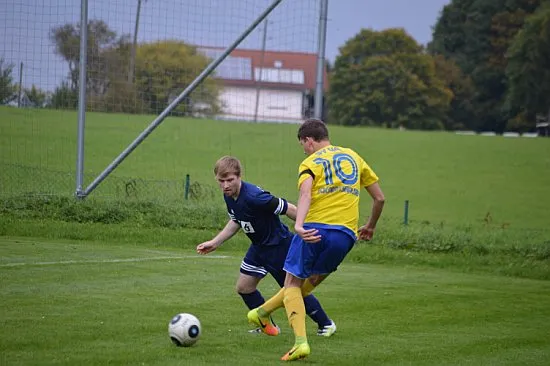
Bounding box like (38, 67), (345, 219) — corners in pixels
(214, 156), (242, 178)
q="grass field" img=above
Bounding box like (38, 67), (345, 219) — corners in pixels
(1, 106), (550, 364)
(1, 106), (550, 228)
(1, 237), (549, 366)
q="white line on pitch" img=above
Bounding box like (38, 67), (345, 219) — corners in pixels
(0, 255), (230, 268)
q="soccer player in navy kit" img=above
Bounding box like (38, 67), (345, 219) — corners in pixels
(196, 156), (336, 337)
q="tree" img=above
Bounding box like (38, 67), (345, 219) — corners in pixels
(489, 2), (540, 71)
(50, 20), (121, 95)
(428, 0), (483, 75)
(0, 58), (17, 104)
(329, 28), (451, 129)
(24, 85), (47, 107)
(432, 55), (476, 130)
(86, 35), (147, 114)
(135, 41), (220, 116)
(505, 2), (550, 131)
(48, 81), (78, 110)
(429, 0), (543, 132)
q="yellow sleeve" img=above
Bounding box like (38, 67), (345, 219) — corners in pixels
(359, 157), (379, 187)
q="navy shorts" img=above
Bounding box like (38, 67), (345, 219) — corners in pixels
(240, 236), (292, 287)
(283, 226), (355, 279)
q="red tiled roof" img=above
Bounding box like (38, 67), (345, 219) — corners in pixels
(201, 46), (329, 91)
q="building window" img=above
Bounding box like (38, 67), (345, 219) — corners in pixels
(254, 67), (304, 84)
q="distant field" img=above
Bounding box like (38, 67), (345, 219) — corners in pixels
(1, 237), (549, 365)
(1, 106), (550, 229)
(2, 106), (549, 365)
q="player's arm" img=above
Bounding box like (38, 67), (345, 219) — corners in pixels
(285, 202), (297, 221)
(358, 182), (385, 241)
(196, 220), (240, 254)
(294, 176), (321, 243)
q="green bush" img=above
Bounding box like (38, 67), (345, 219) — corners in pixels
(0, 194), (227, 229)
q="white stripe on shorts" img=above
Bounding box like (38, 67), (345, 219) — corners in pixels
(240, 260), (268, 276)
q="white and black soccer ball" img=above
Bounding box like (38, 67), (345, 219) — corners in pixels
(168, 313), (201, 347)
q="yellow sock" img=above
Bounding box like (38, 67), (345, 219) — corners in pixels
(283, 287), (307, 344)
(258, 288), (285, 317)
(301, 279), (316, 297)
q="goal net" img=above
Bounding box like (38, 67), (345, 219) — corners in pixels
(0, 0), (323, 203)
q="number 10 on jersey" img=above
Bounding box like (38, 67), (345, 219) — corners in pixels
(313, 153), (358, 185)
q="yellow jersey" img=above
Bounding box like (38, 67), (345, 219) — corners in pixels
(298, 145), (378, 237)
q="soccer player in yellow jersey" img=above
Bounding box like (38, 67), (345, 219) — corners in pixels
(247, 118), (385, 361)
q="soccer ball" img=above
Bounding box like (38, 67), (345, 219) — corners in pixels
(168, 313), (201, 347)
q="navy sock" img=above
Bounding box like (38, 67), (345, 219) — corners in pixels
(304, 294), (331, 328)
(239, 290), (265, 310)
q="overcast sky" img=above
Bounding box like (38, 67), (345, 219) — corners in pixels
(0, 0), (450, 91)
(326, 0), (450, 60)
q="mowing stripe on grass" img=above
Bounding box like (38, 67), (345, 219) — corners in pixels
(0, 255), (230, 267)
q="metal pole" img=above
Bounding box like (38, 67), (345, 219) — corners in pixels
(184, 174), (190, 200)
(403, 200), (409, 225)
(75, 0), (88, 198)
(254, 19), (268, 123)
(82, 0), (284, 198)
(128, 0), (142, 83)
(314, 0), (328, 120)
(17, 62), (23, 107)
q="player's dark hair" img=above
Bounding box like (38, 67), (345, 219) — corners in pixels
(214, 156), (242, 177)
(297, 118), (329, 142)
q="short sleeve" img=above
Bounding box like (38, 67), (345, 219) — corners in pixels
(248, 191), (288, 215)
(297, 159), (319, 189)
(226, 207), (238, 223)
(359, 157), (379, 187)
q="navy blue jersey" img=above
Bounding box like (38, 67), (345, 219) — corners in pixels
(224, 181), (292, 246)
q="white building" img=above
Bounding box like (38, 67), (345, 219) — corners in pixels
(198, 47), (328, 123)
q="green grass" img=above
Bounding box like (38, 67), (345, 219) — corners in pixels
(1, 106), (550, 229)
(1, 196), (549, 280)
(1, 106), (550, 364)
(1, 237), (549, 365)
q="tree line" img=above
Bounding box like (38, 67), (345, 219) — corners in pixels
(0, 20), (220, 116)
(1, 0), (548, 131)
(329, 0), (550, 132)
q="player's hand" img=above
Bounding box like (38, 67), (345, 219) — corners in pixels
(295, 226), (321, 243)
(358, 225), (375, 241)
(196, 241), (218, 255)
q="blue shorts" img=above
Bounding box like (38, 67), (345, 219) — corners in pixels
(283, 226), (355, 279)
(240, 236), (291, 287)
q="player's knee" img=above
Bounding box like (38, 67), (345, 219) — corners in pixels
(235, 282), (256, 294)
(303, 274), (328, 294)
(308, 275), (323, 287)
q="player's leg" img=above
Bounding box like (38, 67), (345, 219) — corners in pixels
(303, 294), (333, 335)
(280, 272), (310, 361)
(254, 236), (319, 315)
(248, 235), (309, 348)
(254, 277), (320, 316)
(258, 239), (333, 335)
(240, 246), (280, 336)
(308, 229), (355, 338)
(281, 228), (354, 360)
(254, 237), (289, 317)
(301, 275), (337, 336)
(236, 273), (263, 310)
(279, 234), (316, 361)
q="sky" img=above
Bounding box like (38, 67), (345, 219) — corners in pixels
(326, 0), (450, 60)
(0, 0), (450, 92)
